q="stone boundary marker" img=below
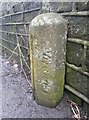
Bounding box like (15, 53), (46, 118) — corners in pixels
(29, 13), (67, 107)
(1, 2), (89, 115)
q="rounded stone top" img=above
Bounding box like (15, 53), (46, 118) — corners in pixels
(30, 13), (67, 27)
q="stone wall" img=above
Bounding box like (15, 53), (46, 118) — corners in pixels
(41, 2), (89, 113)
(0, 1), (89, 113)
(1, 2), (41, 72)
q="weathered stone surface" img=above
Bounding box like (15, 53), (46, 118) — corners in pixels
(3, 25), (10, 32)
(66, 67), (89, 98)
(66, 41), (84, 67)
(30, 13), (67, 107)
(2, 17), (11, 24)
(12, 2), (24, 13)
(11, 14), (23, 22)
(42, 2), (72, 12)
(76, 2), (89, 11)
(23, 11), (39, 22)
(85, 47), (89, 72)
(66, 17), (88, 40)
(2, 2), (17, 15)
(2, 4), (9, 15)
(23, 2), (41, 11)
(2, 25), (16, 32)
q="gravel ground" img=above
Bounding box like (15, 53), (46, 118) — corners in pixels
(0, 55), (87, 118)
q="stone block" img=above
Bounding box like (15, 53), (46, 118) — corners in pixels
(3, 26), (11, 32)
(3, 32), (7, 40)
(2, 17), (11, 24)
(66, 67), (89, 98)
(76, 2), (89, 11)
(66, 41), (84, 67)
(23, 2), (41, 11)
(2, 25), (16, 33)
(11, 14), (23, 22)
(12, 2), (24, 13)
(23, 11), (39, 22)
(42, 2), (72, 13)
(2, 25), (6, 32)
(10, 25), (16, 33)
(66, 17), (88, 40)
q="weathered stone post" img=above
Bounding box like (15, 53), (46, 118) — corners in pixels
(29, 13), (67, 107)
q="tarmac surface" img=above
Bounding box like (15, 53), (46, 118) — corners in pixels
(0, 55), (87, 118)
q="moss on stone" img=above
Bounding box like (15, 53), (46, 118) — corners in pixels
(34, 67), (65, 107)
(29, 13), (67, 107)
